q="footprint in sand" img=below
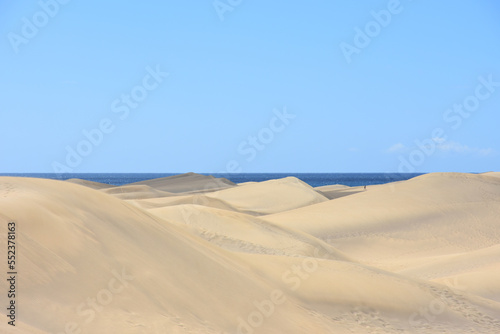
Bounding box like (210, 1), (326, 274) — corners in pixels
(422, 284), (500, 331)
(0, 183), (16, 198)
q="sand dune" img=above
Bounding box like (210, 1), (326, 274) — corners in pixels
(147, 204), (349, 260)
(128, 172), (235, 193)
(203, 177), (329, 215)
(265, 173), (500, 269)
(236, 252), (500, 330)
(101, 184), (175, 200)
(0, 178), (331, 333)
(128, 193), (243, 213)
(482, 171), (500, 179)
(314, 184), (364, 199)
(399, 244), (500, 302)
(1, 172), (500, 333)
(65, 178), (113, 190)
(128, 176), (328, 216)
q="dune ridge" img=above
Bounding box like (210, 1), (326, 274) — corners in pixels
(127, 172), (236, 193)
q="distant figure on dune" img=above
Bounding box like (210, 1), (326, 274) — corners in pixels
(364, 185), (366, 190)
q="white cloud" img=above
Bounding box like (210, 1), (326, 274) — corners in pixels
(478, 148), (495, 156)
(432, 137), (446, 144)
(436, 141), (470, 153)
(436, 140), (496, 156)
(387, 139), (496, 157)
(387, 143), (406, 153)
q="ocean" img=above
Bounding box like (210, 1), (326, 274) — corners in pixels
(0, 173), (424, 188)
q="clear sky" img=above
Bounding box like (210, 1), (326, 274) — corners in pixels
(1, 0), (499, 173)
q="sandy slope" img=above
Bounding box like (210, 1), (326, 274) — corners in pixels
(265, 173), (500, 269)
(65, 178), (112, 190)
(482, 171), (500, 179)
(1, 172), (500, 333)
(101, 184), (175, 200)
(203, 177), (329, 215)
(147, 204), (349, 260)
(128, 176), (328, 216)
(0, 178), (331, 333)
(127, 172), (235, 193)
(314, 184), (364, 200)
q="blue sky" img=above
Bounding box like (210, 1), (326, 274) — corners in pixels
(1, 0), (499, 173)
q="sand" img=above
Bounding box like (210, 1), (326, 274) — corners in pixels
(1, 172), (499, 333)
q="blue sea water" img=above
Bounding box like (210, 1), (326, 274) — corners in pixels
(0, 173), (424, 188)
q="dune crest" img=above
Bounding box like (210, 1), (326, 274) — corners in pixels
(204, 176), (329, 215)
(128, 172), (236, 193)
